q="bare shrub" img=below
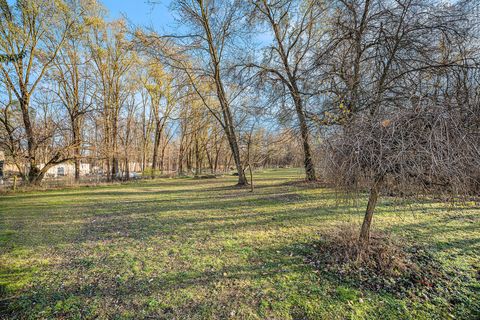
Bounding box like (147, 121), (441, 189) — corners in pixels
(307, 224), (449, 296)
(321, 105), (480, 244)
(315, 224), (410, 276)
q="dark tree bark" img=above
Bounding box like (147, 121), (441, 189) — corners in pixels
(151, 121), (161, 179)
(292, 93), (316, 182)
(359, 179), (382, 246)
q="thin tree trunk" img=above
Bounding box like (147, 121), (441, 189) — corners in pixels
(199, 2), (246, 186)
(125, 158), (130, 181)
(151, 122), (161, 179)
(73, 124), (81, 182)
(74, 158), (80, 182)
(160, 138), (169, 175)
(249, 165), (253, 192)
(178, 138), (184, 176)
(111, 102), (120, 180)
(106, 158), (111, 182)
(359, 179), (382, 246)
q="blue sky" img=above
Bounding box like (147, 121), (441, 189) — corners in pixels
(101, 0), (273, 44)
(101, 0), (177, 32)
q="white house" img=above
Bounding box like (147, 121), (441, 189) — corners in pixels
(43, 163), (91, 177)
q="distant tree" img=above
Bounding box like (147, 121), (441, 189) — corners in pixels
(87, 18), (134, 180)
(142, 61), (175, 178)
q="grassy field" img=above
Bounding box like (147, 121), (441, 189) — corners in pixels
(0, 169), (479, 319)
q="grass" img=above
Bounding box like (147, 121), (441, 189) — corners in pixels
(0, 168), (479, 319)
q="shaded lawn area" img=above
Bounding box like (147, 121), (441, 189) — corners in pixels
(0, 168), (479, 319)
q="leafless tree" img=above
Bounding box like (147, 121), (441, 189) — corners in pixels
(320, 0), (480, 246)
(135, 0), (250, 185)
(245, 0), (333, 181)
(0, 0), (76, 184)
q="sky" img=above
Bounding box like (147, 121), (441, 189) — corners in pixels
(101, 0), (273, 45)
(101, 0), (177, 32)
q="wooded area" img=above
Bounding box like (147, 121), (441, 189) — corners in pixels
(0, 0), (479, 318)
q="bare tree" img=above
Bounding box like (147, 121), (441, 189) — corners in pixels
(321, 0), (480, 246)
(246, 0), (330, 181)
(88, 18), (134, 181)
(142, 61), (175, 178)
(135, 0), (250, 185)
(0, 0), (76, 184)
(51, 0), (96, 182)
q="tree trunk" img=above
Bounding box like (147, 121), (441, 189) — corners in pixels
(125, 158), (130, 181)
(292, 94), (316, 182)
(213, 146), (220, 174)
(227, 133), (247, 185)
(112, 157), (119, 180)
(199, 3), (246, 186)
(151, 122), (161, 179)
(249, 164), (253, 193)
(263, 6), (317, 182)
(19, 93), (38, 185)
(111, 109), (119, 180)
(359, 179), (381, 246)
(160, 139), (168, 175)
(178, 140), (184, 176)
(73, 124), (81, 183)
(28, 165), (42, 185)
(74, 158), (80, 182)
(205, 146), (214, 174)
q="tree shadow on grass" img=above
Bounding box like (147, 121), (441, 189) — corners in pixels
(386, 217), (480, 256)
(0, 242), (319, 319)
(0, 177), (343, 252)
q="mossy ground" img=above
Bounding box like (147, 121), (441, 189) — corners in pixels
(0, 169), (478, 319)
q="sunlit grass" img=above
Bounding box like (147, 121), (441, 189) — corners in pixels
(0, 169), (478, 319)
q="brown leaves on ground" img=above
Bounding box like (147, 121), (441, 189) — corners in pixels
(306, 224), (453, 298)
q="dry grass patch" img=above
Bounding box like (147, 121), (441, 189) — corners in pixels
(307, 224), (451, 297)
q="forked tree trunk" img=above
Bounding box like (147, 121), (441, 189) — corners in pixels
(359, 179), (382, 246)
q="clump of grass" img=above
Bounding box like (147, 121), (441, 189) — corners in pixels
(307, 224), (450, 297)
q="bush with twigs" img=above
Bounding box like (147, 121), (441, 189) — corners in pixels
(321, 104), (480, 246)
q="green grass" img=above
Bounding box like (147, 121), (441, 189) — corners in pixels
(0, 168), (479, 319)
